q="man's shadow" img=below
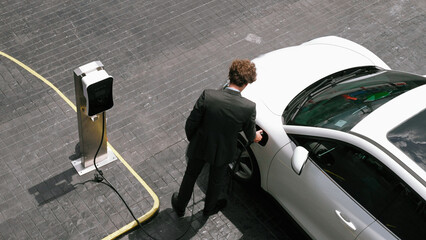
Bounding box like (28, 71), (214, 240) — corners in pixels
(125, 165), (213, 240)
(125, 209), (208, 240)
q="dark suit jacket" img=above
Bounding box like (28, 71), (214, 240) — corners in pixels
(185, 88), (257, 166)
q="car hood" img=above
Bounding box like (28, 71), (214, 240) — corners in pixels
(242, 36), (390, 116)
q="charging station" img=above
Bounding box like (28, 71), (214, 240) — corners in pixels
(72, 61), (117, 175)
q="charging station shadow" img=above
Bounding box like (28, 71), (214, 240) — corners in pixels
(28, 167), (78, 206)
(69, 142), (81, 161)
(28, 143), (82, 205)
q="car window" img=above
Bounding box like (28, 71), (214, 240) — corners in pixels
(285, 70), (426, 131)
(379, 183), (426, 239)
(291, 135), (426, 240)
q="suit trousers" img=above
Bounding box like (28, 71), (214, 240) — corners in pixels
(177, 157), (228, 212)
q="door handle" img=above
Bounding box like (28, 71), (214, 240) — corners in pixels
(335, 210), (356, 231)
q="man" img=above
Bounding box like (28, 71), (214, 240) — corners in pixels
(172, 59), (263, 217)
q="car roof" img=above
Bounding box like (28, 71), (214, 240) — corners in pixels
(351, 84), (426, 180)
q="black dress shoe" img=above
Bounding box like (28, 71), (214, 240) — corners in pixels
(171, 192), (185, 217)
(203, 199), (227, 216)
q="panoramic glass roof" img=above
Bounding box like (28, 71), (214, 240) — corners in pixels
(387, 108), (426, 172)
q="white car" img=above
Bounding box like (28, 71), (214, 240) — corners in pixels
(231, 36), (426, 240)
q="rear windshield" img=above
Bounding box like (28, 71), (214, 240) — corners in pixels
(286, 70), (426, 131)
(387, 109), (426, 171)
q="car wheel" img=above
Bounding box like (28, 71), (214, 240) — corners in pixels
(229, 135), (260, 185)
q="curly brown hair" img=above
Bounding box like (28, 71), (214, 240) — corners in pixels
(228, 59), (256, 87)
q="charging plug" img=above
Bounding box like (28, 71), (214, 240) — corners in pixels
(94, 173), (104, 182)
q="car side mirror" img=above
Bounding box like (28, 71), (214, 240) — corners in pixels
(291, 146), (309, 175)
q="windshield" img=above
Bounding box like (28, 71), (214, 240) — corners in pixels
(387, 109), (426, 171)
(285, 69), (426, 131)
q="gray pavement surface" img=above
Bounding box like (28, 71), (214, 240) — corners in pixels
(0, 0), (425, 239)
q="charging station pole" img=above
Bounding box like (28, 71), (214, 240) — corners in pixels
(72, 61), (117, 175)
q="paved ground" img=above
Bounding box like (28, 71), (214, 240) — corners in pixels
(0, 0), (424, 239)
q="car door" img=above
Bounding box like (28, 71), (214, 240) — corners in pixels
(267, 135), (401, 239)
(267, 139), (372, 239)
(357, 180), (426, 240)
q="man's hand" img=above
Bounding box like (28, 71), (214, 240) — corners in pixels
(254, 130), (263, 143)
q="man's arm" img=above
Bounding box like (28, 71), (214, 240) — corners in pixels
(185, 90), (206, 141)
(243, 106), (263, 143)
(242, 106), (254, 142)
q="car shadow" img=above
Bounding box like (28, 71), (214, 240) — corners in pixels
(126, 164), (311, 240)
(225, 177), (312, 240)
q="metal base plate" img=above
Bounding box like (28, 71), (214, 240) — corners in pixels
(71, 147), (118, 176)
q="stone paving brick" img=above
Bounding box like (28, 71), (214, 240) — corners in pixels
(1, 0), (425, 239)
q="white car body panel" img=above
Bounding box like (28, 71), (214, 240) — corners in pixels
(302, 36), (390, 70)
(248, 102), (290, 189)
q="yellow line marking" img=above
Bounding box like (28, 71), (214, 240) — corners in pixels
(104, 142), (160, 240)
(0, 51), (77, 112)
(0, 51), (160, 239)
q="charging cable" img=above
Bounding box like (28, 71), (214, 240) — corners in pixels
(92, 112), (151, 237)
(89, 112), (195, 240)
